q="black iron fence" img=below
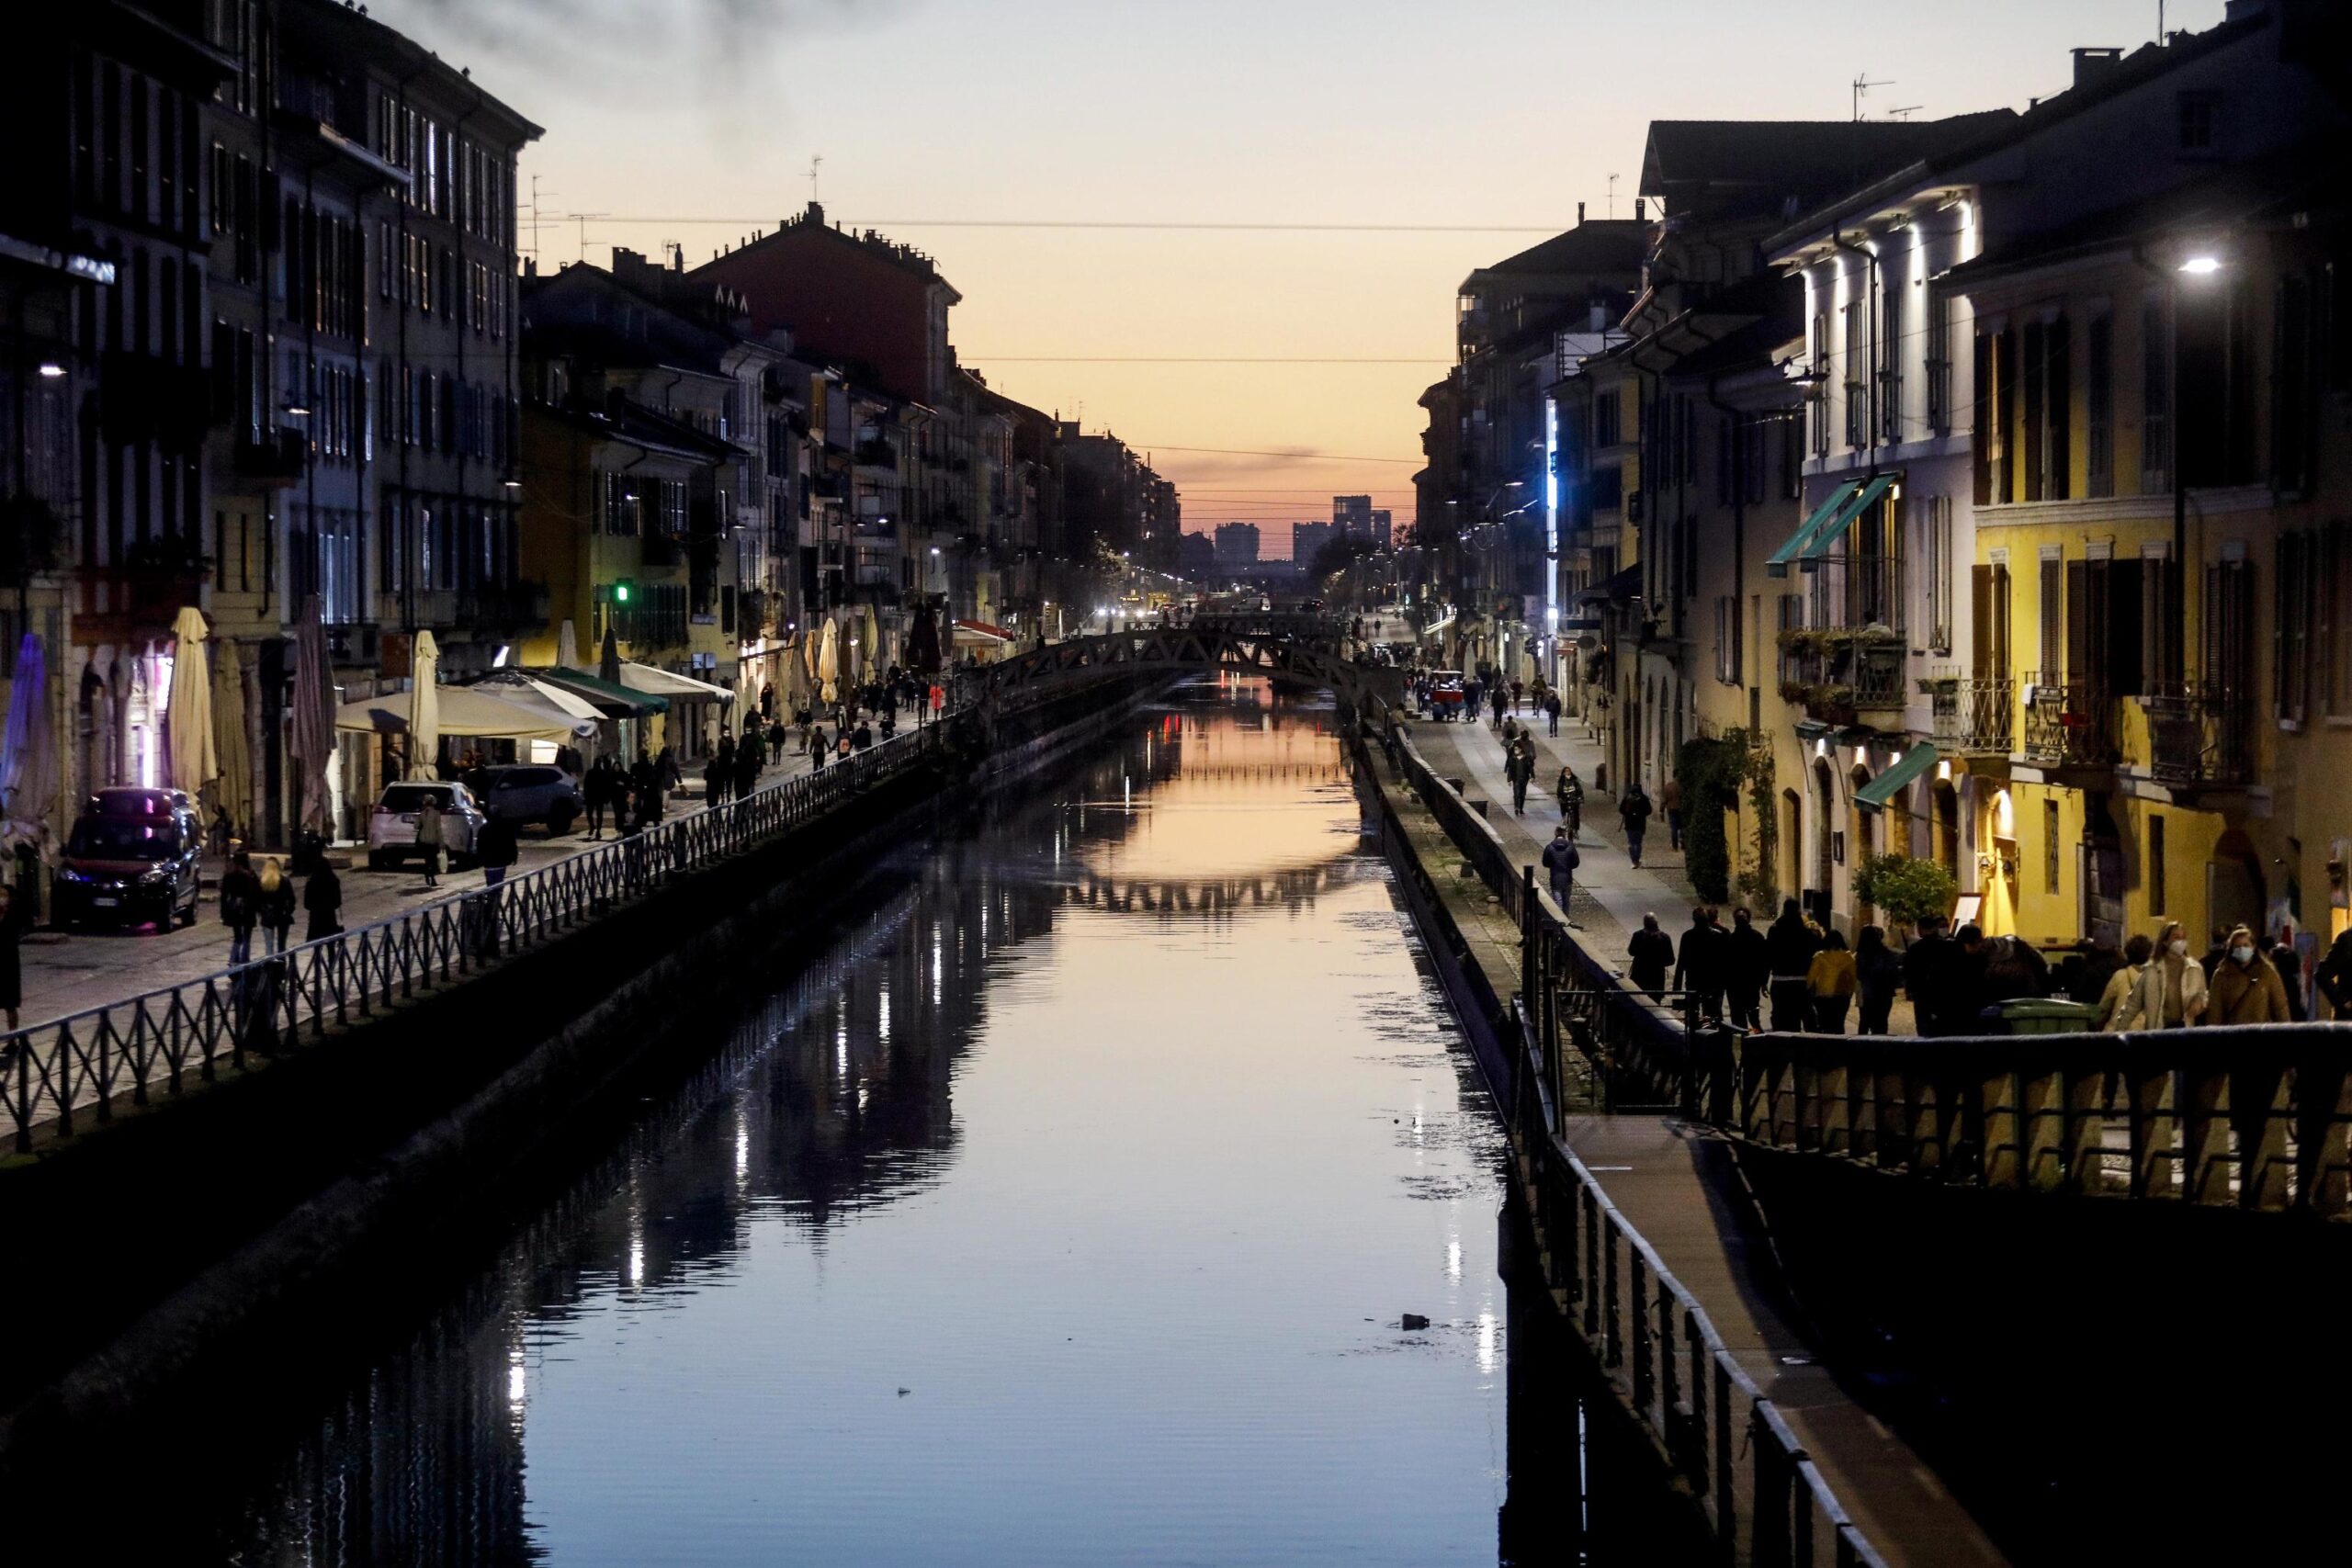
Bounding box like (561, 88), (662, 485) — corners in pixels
(1, 720), (954, 1155)
(1372, 707), (1887, 1568)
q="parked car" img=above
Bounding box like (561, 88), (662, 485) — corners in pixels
(54, 787), (204, 931)
(366, 781), (485, 871)
(462, 763), (583, 834)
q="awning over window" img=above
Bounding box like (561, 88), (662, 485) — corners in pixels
(1794, 474), (1898, 568)
(1854, 743), (1938, 813)
(1766, 480), (1860, 579)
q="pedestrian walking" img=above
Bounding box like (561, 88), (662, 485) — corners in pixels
(703, 751), (726, 807)
(220, 849), (260, 964)
(1544, 688), (1562, 737)
(587, 759), (616, 840)
(1765, 898), (1819, 1032)
(1488, 683), (1508, 729)
(1629, 912), (1674, 999)
(2317, 925), (2352, 1020)
(304, 860), (344, 943)
(2270, 925), (2308, 1021)
(1855, 924), (1902, 1035)
(1904, 914), (1951, 1034)
(0, 885), (22, 1032)
(1806, 930), (1856, 1033)
(1555, 766), (1583, 838)
(1725, 907), (1769, 1031)
(1506, 733), (1535, 813)
(1673, 907), (1727, 1022)
(2208, 924), (2290, 1024)
(1541, 825), (1579, 914)
(477, 814), (519, 888)
(1661, 775), (1685, 852)
(1618, 783), (1653, 868)
(1510, 676), (1524, 713)
(257, 857), (296, 955)
(736, 736), (763, 799)
(414, 795), (446, 889)
(2098, 935), (2154, 1031)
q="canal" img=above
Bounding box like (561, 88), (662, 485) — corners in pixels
(146, 682), (1607, 1563)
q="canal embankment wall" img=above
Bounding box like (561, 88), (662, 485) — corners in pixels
(0, 677), (1166, 1483)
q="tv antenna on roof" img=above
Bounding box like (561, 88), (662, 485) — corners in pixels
(1887, 105), (1922, 121)
(1607, 174), (1619, 219)
(808, 155), (823, 206)
(1853, 73), (1894, 121)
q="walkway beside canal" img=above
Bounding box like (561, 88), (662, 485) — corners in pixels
(1364, 714), (1996, 1565)
(14, 733), (847, 1030)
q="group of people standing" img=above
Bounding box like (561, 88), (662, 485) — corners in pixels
(583, 750), (682, 841)
(219, 849), (342, 964)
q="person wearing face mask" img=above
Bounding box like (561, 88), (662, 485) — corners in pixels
(2207, 922), (2290, 1025)
(2123, 920), (2207, 1030)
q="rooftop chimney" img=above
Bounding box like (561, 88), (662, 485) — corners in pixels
(1577, 201), (1586, 224)
(805, 201), (825, 226)
(2071, 46), (2125, 88)
(1634, 197), (1647, 221)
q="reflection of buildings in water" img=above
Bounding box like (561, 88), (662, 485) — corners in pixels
(225, 692), (1367, 1562)
(229, 838), (1058, 1563)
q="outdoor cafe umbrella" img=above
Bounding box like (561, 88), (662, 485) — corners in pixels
(818, 616), (840, 705)
(601, 624), (622, 685)
(410, 628), (442, 775)
(210, 636), (251, 839)
(335, 684), (575, 743)
(289, 593), (336, 830)
(860, 604), (880, 684)
(166, 605), (218, 797)
(558, 618), (581, 672)
(0, 632), (59, 861)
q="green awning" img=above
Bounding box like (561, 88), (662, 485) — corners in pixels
(1855, 743), (1938, 813)
(539, 666), (670, 716)
(1766, 479), (1860, 578)
(1794, 473), (1898, 569)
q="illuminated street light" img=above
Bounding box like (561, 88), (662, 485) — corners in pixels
(2178, 255), (2222, 275)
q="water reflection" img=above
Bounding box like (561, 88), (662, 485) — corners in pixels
(206, 683), (1553, 1566)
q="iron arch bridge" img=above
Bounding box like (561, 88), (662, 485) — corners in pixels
(976, 623), (1403, 709)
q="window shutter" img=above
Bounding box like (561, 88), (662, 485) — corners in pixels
(2048, 317), (2072, 502)
(1973, 564), (1995, 676)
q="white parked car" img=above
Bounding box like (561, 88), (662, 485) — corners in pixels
(366, 781), (486, 871)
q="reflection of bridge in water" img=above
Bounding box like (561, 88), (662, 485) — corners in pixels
(981, 620), (1401, 709)
(1052, 863), (1355, 918)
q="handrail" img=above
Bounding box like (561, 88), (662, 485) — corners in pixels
(1, 715), (959, 1155)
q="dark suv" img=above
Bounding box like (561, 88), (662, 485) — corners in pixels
(461, 763), (583, 834)
(54, 787), (204, 931)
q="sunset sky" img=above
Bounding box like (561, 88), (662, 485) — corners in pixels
(381, 0), (2218, 557)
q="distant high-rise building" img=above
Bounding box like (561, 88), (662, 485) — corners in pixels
(1291, 522), (1337, 572)
(1332, 495), (1392, 549)
(1213, 522), (1261, 572)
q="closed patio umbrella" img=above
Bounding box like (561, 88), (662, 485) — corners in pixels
(166, 605), (218, 797)
(600, 623), (622, 686)
(818, 617), (840, 705)
(211, 637), (251, 839)
(410, 628), (441, 776)
(289, 594), (335, 830)
(860, 604), (880, 684)
(558, 618), (581, 672)
(0, 632), (59, 861)
(906, 603), (942, 675)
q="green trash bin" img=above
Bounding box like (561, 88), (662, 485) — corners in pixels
(1981, 998), (2104, 1035)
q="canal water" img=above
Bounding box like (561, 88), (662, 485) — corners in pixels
(193, 682), (1582, 1564)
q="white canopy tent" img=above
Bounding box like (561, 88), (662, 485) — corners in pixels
(471, 671), (603, 738)
(335, 685), (576, 744)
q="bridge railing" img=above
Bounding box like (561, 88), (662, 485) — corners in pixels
(1516, 1045), (1889, 1568)
(0, 718), (955, 1155)
(1733, 1024), (2352, 1212)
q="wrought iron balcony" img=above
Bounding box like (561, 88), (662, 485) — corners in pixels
(1928, 675), (2015, 756)
(1776, 632), (1905, 726)
(2140, 680), (2253, 788)
(2021, 671), (2116, 769)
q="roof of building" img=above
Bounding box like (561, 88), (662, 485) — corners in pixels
(523, 263), (747, 378)
(280, 0), (542, 142)
(689, 202), (961, 303)
(1641, 112), (2017, 220)
(1769, 7), (2289, 253)
(1467, 220), (1649, 285)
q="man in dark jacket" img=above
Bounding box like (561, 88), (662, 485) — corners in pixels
(2314, 928), (2352, 1020)
(1673, 907), (1728, 1021)
(1905, 915), (1958, 1035)
(1540, 827), (1579, 916)
(1764, 899), (1819, 1032)
(476, 815), (521, 888)
(1629, 913), (1675, 998)
(1725, 907), (1770, 1031)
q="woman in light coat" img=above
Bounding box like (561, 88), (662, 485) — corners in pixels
(2111, 920), (2206, 1031)
(2098, 935), (2154, 1031)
